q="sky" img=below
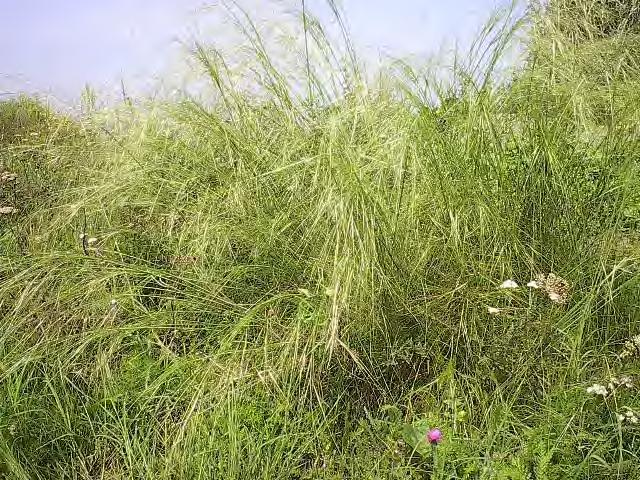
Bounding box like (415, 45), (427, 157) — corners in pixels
(2, 0), (515, 105)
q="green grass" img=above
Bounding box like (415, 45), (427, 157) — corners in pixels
(1, 1), (640, 478)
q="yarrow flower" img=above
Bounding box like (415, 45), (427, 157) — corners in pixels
(487, 307), (501, 315)
(620, 334), (640, 359)
(426, 428), (443, 445)
(586, 384), (608, 396)
(617, 408), (639, 425)
(0, 206), (18, 215)
(619, 375), (634, 388)
(0, 172), (17, 183)
(548, 292), (562, 303)
(609, 375), (634, 390)
(526, 280), (541, 289)
(534, 273), (570, 304)
(498, 280), (519, 289)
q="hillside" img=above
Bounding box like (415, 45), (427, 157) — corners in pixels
(1, 1), (640, 478)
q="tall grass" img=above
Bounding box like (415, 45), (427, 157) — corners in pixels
(1, 1), (640, 478)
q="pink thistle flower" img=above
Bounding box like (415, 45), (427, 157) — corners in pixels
(427, 428), (443, 445)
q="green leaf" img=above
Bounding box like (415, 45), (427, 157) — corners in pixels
(402, 421), (431, 457)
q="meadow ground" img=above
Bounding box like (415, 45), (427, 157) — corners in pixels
(1, 1), (640, 478)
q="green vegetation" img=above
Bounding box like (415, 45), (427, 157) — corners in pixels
(1, 1), (640, 478)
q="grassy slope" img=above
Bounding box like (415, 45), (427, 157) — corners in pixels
(1, 2), (640, 479)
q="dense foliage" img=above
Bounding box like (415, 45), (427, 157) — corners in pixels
(1, 1), (639, 478)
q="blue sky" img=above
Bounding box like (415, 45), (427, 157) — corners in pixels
(2, 0), (512, 104)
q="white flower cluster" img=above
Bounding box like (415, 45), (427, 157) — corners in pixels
(0, 171), (17, 183)
(616, 408), (639, 425)
(586, 384), (608, 396)
(79, 233), (99, 245)
(498, 279), (547, 290)
(620, 334), (640, 359)
(499, 280), (519, 289)
(608, 375), (634, 390)
(535, 273), (570, 304)
(488, 274), (570, 315)
(1, 171), (19, 215)
(587, 376), (635, 397)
